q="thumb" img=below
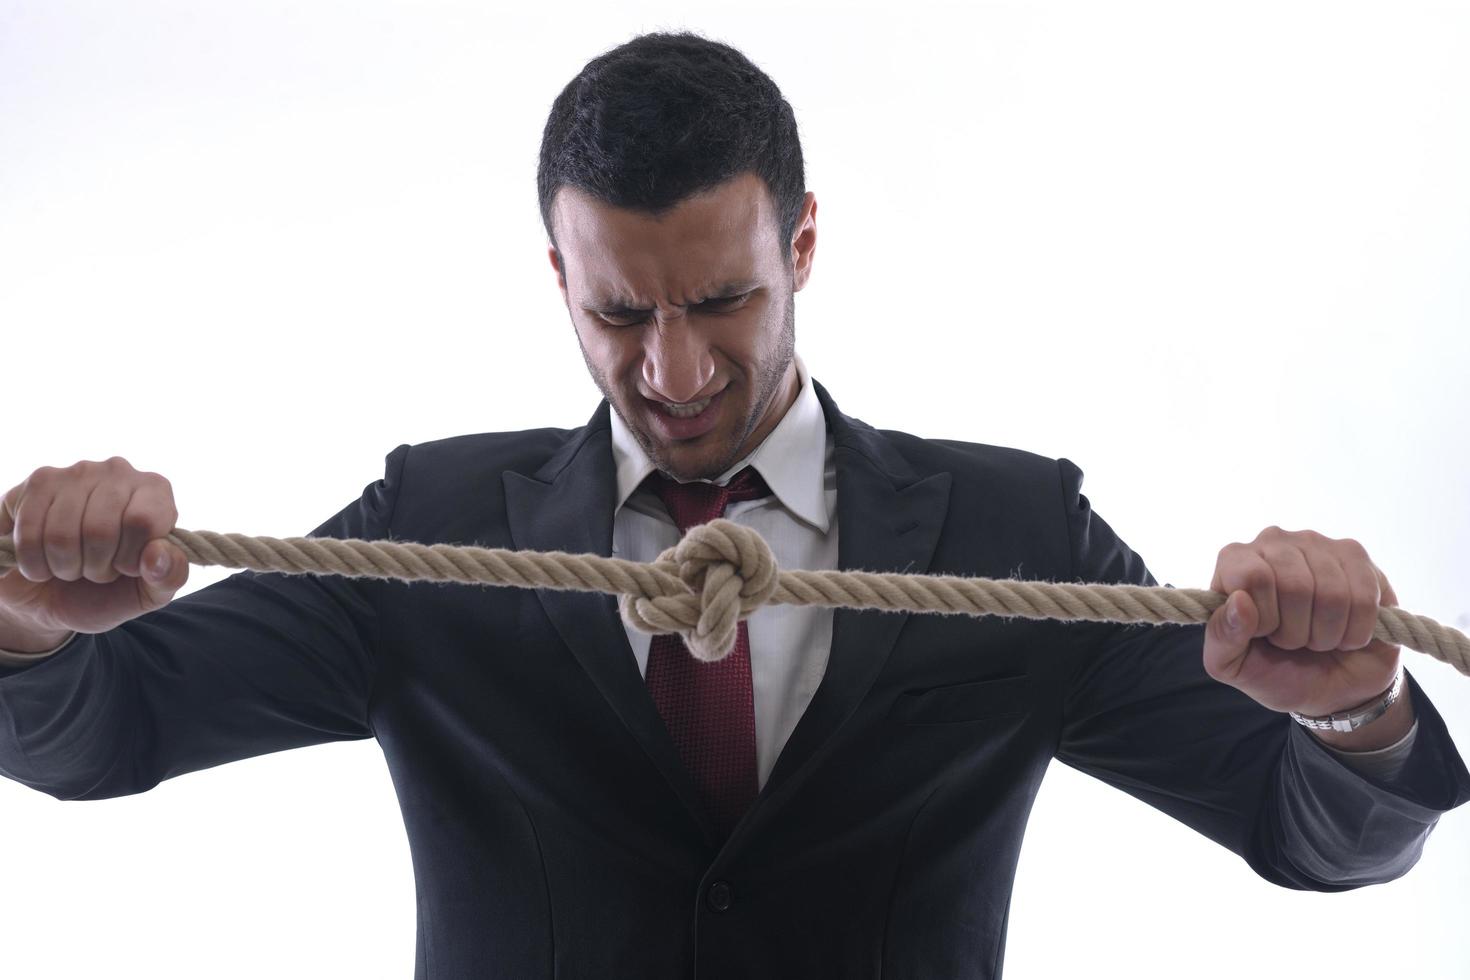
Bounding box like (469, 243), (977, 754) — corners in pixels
(137, 538), (189, 607)
(1202, 589), (1259, 682)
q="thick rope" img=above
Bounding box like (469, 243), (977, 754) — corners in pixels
(1, 521), (1466, 676)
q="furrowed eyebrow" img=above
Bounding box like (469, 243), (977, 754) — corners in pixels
(702, 279), (759, 300)
(586, 300), (652, 317)
(584, 281), (759, 316)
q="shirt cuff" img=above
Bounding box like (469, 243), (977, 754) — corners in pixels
(1320, 717), (1420, 782)
(0, 630), (79, 667)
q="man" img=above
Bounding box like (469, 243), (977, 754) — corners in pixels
(1, 31), (1467, 980)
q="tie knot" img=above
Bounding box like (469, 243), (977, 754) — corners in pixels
(643, 465), (772, 534)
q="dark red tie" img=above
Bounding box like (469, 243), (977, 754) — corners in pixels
(642, 465), (773, 839)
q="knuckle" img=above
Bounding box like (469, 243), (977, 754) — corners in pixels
(42, 524), (74, 549)
(1338, 537), (1368, 560)
(121, 510), (156, 535)
(13, 514), (41, 544)
(1241, 566), (1274, 594)
(80, 516), (116, 543)
(1260, 542), (1296, 566)
(1275, 570), (1313, 598)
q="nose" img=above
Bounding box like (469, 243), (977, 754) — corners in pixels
(642, 314), (715, 403)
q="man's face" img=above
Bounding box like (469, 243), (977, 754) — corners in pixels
(549, 172), (816, 482)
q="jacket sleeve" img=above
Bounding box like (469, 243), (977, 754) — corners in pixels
(0, 443), (410, 802)
(1051, 457), (1470, 889)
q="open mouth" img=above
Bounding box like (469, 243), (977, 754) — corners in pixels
(645, 388), (726, 440)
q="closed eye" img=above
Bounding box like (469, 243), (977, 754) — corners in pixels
(700, 291), (753, 311)
(595, 291), (753, 326)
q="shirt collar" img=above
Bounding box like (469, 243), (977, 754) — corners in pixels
(609, 351), (830, 533)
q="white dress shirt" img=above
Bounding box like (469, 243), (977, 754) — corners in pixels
(608, 352), (1419, 787)
(1, 351), (1417, 782)
(610, 352), (837, 791)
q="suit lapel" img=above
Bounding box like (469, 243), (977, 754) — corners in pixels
(501, 379), (952, 846)
(502, 402), (718, 842)
(756, 380), (951, 806)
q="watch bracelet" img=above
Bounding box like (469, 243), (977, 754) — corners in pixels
(1289, 668), (1404, 733)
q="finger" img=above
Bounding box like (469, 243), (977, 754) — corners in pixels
(1374, 566), (1399, 608)
(135, 536), (190, 610)
(0, 480), (19, 536)
(80, 480), (132, 584)
(1202, 589), (1260, 683)
(1299, 547), (1350, 652)
(41, 485), (89, 583)
(1262, 542), (1314, 650)
(1363, 565), (1401, 647)
(1337, 540), (1381, 651)
(9, 469), (57, 582)
(111, 484), (147, 576)
(116, 480), (177, 577)
(1213, 542), (1280, 637)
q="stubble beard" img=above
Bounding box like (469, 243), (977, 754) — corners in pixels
(583, 291), (796, 483)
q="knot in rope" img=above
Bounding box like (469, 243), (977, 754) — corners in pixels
(3, 525), (1467, 677)
(617, 519), (780, 662)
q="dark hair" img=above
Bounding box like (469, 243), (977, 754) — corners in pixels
(537, 31), (805, 269)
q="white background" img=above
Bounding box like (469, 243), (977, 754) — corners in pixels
(2, 1), (1467, 977)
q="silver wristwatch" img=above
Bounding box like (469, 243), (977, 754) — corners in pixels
(1289, 669), (1404, 733)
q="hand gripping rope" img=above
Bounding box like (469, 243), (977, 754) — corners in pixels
(3, 520), (1464, 675)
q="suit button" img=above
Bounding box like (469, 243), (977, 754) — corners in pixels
(706, 880), (733, 912)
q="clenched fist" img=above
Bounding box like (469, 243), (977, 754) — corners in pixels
(0, 456), (190, 643)
(1201, 525), (1413, 750)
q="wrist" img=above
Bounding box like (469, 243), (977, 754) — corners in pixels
(0, 609), (72, 654)
(1303, 680), (1416, 752)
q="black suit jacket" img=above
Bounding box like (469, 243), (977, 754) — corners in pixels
(2, 378), (1467, 979)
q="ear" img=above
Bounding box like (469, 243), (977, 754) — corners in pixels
(548, 244), (567, 295)
(790, 192), (817, 292)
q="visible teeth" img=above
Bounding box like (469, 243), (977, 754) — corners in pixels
(660, 396), (712, 418)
